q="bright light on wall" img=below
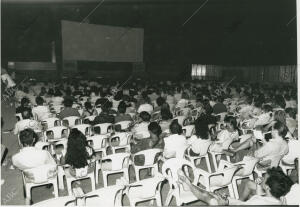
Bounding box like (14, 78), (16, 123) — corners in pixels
(191, 64), (206, 79)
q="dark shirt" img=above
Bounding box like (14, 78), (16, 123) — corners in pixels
(212, 103), (227, 114)
(114, 114), (133, 123)
(93, 111), (115, 125)
(58, 107), (80, 120)
(16, 106), (32, 115)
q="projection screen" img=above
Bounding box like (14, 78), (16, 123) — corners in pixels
(61, 20), (144, 62)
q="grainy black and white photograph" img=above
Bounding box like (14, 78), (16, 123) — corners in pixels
(1, 0), (299, 206)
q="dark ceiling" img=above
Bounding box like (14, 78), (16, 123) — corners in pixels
(1, 0), (297, 66)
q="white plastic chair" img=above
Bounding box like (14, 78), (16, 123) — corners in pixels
(132, 149), (163, 181)
(194, 164), (239, 199)
(114, 121), (132, 131)
(65, 166), (96, 196)
(16, 113), (23, 121)
(218, 157), (259, 199)
(126, 175), (165, 207)
(41, 117), (61, 130)
(62, 116), (81, 128)
(44, 126), (69, 141)
(209, 150), (231, 171)
(172, 116), (186, 126)
(98, 153), (130, 187)
(87, 135), (110, 157)
(72, 124), (92, 136)
(110, 132), (132, 153)
(184, 146), (212, 173)
(83, 115), (96, 123)
(182, 125), (195, 138)
(93, 123), (114, 135)
(280, 160), (296, 176)
(162, 158), (198, 206)
(22, 164), (59, 202)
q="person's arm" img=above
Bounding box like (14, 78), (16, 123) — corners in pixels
(254, 142), (274, 159)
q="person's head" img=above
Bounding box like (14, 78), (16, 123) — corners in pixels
(114, 91), (123, 101)
(22, 109), (32, 119)
(161, 108), (173, 120)
(21, 97), (30, 107)
(224, 116), (238, 132)
(65, 128), (89, 168)
(274, 95), (286, 109)
(194, 118), (209, 139)
(19, 128), (38, 147)
(139, 111), (151, 122)
(182, 92), (189, 100)
(35, 96), (44, 106)
(84, 101), (93, 110)
(156, 97), (165, 107)
(262, 167), (293, 199)
(285, 108), (296, 119)
(169, 120), (183, 135)
(117, 101), (127, 114)
(148, 122), (162, 139)
(63, 98), (73, 108)
(54, 89), (63, 97)
(274, 110), (286, 125)
(272, 121), (288, 139)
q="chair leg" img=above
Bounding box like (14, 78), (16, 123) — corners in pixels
(212, 155), (218, 171)
(25, 185), (31, 200)
(228, 184), (235, 199)
(135, 168), (140, 181)
(57, 166), (65, 190)
(205, 155), (212, 173)
(90, 175), (96, 191)
(155, 191), (162, 206)
(53, 180), (59, 198)
(165, 191), (173, 206)
(66, 179), (73, 196)
(232, 178), (239, 199)
(103, 173), (108, 188)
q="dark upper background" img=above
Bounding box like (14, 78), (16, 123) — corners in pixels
(1, 0), (297, 67)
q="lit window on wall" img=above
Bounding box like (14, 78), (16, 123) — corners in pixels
(191, 64), (206, 79)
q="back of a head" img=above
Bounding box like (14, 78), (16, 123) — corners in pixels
(117, 101), (127, 114)
(139, 111), (151, 122)
(22, 110), (32, 119)
(274, 110), (286, 125)
(161, 108), (173, 120)
(19, 128), (38, 146)
(194, 118), (209, 139)
(265, 167), (294, 199)
(169, 119), (183, 135)
(148, 122), (162, 137)
(21, 97), (30, 107)
(35, 96), (44, 106)
(84, 101), (92, 110)
(63, 98), (73, 108)
(285, 108), (296, 119)
(273, 121), (288, 138)
(156, 97), (165, 107)
(224, 116), (238, 130)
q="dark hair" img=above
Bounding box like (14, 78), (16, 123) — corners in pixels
(84, 101), (93, 110)
(114, 91), (123, 101)
(156, 97), (165, 107)
(265, 167), (293, 198)
(194, 118), (209, 139)
(170, 119), (183, 135)
(35, 96), (44, 106)
(274, 95), (286, 109)
(63, 98), (73, 107)
(65, 129), (90, 168)
(285, 108), (296, 119)
(54, 89), (63, 97)
(19, 128), (38, 146)
(263, 104), (273, 113)
(139, 111), (151, 122)
(21, 97), (30, 107)
(148, 122), (162, 137)
(161, 108), (173, 120)
(224, 116), (238, 131)
(118, 101), (127, 114)
(273, 121), (288, 138)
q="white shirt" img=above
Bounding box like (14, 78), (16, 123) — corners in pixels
(176, 99), (189, 108)
(164, 134), (188, 158)
(137, 104), (153, 114)
(14, 119), (41, 135)
(12, 147), (56, 171)
(32, 105), (50, 121)
(284, 184), (300, 205)
(254, 112), (272, 127)
(132, 122), (150, 139)
(282, 139), (300, 164)
(210, 130), (239, 153)
(51, 96), (64, 106)
(187, 135), (211, 156)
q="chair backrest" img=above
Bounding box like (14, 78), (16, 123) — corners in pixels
(42, 117), (61, 129)
(72, 124), (92, 136)
(15, 113), (23, 121)
(62, 116), (81, 127)
(161, 158), (194, 186)
(110, 132), (132, 146)
(219, 166), (239, 186)
(235, 157), (259, 176)
(101, 153), (131, 170)
(93, 123), (113, 135)
(23, 164), (57, 184)
(173, 116), (186, 126)
(133, 149), (163, 166)
(54, 139), (68, 155)
(182, 125), (195, 137)
(45, 126), (69, 140)
(87, 135), (109, 150)
(115, 121), (132, 131)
